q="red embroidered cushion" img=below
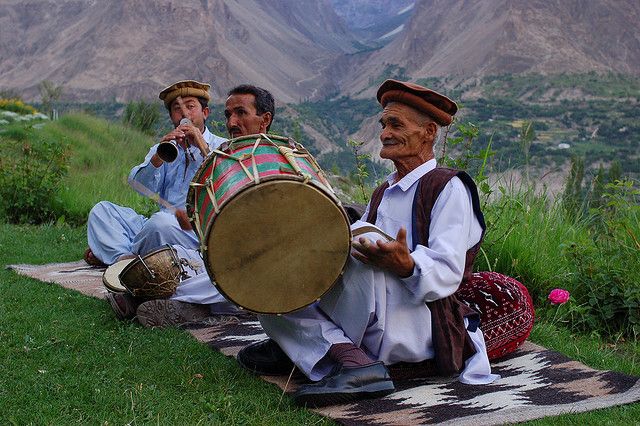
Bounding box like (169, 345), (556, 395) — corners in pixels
(457, 272), (535, 360)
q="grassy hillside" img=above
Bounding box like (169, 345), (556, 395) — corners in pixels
(0, 113), (166, 224)
(53, 114), (160, 221)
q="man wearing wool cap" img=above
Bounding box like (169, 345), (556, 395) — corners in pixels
(237, 79), (498, 407)
(85, 80), (226, 269)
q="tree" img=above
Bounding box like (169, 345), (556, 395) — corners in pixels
(39, 80), (64, 119)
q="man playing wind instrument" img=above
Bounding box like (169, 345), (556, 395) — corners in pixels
(85, 80), (226, 267)
(106, 84), (277, 326)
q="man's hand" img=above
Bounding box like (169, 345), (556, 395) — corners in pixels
(351, 227), (415, 278)
(175, 209), (193, 231)
(176, 121), (209, 157)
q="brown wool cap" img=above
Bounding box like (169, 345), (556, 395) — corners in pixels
(159, 80), (211, 108)
(377, 79), (458, 126)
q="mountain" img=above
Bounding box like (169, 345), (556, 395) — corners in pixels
(330, 0), (415, 46)
(2, 0), (639, 103)
(0, 0), (357, 103)
(338, 0), (640, 96)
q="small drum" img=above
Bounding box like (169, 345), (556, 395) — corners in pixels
(118, 246), (188, 299)
(187, 134), (351, 314)
(102, 260), (130, 293)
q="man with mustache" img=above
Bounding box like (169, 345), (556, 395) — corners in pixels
(108, 84), (277, 326)
(237, 80), (499, 407)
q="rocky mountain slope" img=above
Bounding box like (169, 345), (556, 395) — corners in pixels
(338, 0), (640, 97)
(0, 0), (357, 103)
(1, 0), (638, 103)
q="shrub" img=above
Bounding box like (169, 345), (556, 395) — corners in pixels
(0, 98), (38, 115)
(0, 134), (69, 224)
(122, 100), (161, 135)
(564, 180), (640, 338)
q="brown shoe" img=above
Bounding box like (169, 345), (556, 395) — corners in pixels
(106, 292), (140, 320)
(84, 247), (107, 268)
(136, 299), (212, 328)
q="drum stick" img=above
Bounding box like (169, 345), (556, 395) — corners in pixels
(128, 179), (177, 214)
(128, 179), (193, 230)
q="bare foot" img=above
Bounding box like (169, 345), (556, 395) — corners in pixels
(84, 247), (107, 267)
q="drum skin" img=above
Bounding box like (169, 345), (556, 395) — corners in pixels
(188, 134), (351, 314)
(102, 259), (129, 293)
(118, 246), (182, 299)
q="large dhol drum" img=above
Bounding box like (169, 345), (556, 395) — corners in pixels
(187, 134), (351, 314)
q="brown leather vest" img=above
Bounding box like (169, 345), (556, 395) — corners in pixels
(366, 167), (486, 375)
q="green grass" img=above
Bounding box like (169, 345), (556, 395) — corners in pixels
(2, 113), (161, 224)
(0, 223), (330, 425)
(50, 114), (160, 222)
(480, 185), (585, 302)
(1, 223), (639, 424)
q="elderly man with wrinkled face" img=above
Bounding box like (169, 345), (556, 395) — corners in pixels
(236, 80), (499, 407)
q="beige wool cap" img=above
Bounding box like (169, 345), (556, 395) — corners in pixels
(159, 80), (211, 108)
(377, 79), (458, 126)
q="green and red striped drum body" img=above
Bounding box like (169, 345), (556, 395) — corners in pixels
(187, 134), (351, 314)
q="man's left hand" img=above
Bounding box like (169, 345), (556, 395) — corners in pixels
(351, 227), (415, 278)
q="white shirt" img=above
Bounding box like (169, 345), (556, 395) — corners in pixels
(361, 159), (484, 303)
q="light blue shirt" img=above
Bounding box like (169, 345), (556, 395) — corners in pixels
(128, 127), (226, 209)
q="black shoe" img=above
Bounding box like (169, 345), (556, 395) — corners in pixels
(237, 339), (295, 376)
(294, 362), (395, 407)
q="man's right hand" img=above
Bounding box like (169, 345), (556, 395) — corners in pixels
(351, 227), (415, 278)
(175, 209), (193, 231)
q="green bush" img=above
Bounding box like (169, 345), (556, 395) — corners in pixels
(564, 180), (640, 338)
(0, 135), (69, 224)
(0, 98), (37, 115)
(122, 100), (161, 136)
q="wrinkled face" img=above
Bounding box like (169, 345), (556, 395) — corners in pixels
(378, 102), (435, 163)
(169, 96), (209, 131)
(224, 93), (271, 138)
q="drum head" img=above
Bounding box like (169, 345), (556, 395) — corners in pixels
(206, 180), (350, 314)
(102, 259), (131, 293)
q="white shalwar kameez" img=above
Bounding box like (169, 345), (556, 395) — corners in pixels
(87, 128), (226, 265)
(258, 159), (499, 384)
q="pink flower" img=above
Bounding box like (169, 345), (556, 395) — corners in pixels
(548, 288), (570, 305)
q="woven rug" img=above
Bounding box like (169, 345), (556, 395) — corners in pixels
(7, 261), (640, 425)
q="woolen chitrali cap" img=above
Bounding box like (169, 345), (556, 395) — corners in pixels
(377, 79), (457, 126)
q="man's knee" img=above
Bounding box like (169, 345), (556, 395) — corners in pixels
(134, 211), (197, 254)
(89, 201), (115, 221)
(143, 211), (177, 232)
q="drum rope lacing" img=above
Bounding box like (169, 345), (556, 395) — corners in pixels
(189, 134), (337, 255)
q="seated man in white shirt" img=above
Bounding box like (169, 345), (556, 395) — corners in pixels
(236, 79), (498, 407)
